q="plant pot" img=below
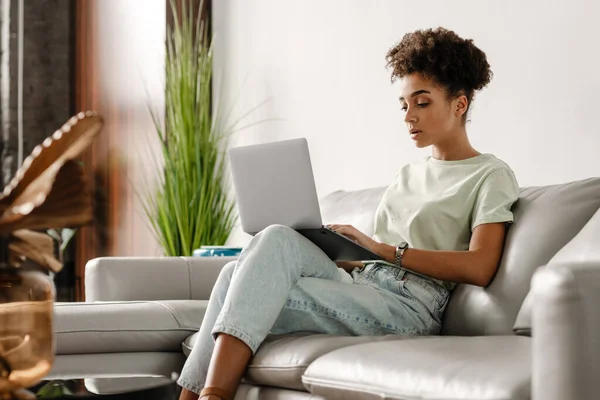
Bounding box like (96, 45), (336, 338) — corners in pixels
(0, 266), (55, 399)
(194, 246), (243, 257)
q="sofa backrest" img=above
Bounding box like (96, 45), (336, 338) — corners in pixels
(443, 177), (600, 335)
(319, 177), (600, 336)
(320, 187), (388, 235)
(224, 186), (389, 249)
(513, 206), (600, 336)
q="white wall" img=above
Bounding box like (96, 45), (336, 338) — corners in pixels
(213, 0), (600, 245)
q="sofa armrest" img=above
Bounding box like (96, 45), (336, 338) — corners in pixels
(84, 256), (238, 302)
(532, 260), (600, 400)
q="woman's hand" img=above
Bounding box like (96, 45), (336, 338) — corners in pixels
(335, 260), (365, 273)
(326, 224), (379, 253)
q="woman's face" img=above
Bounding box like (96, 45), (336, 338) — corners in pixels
(398, 73), (467, 148)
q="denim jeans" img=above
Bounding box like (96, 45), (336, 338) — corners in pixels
(177, 224), (450, 394)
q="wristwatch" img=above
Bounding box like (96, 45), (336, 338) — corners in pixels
(394, 241), (409, 268)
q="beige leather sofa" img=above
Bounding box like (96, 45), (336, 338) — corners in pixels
(51, 177), (600, 400)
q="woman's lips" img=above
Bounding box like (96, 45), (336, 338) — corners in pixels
(410, 130), (421, 139)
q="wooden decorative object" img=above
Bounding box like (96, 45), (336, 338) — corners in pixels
(0, 112), (103, 399)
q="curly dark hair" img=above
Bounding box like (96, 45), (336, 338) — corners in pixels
(386, 27), (492, 122)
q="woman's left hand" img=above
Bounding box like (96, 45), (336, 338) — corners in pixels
(326, 224), (379, 253)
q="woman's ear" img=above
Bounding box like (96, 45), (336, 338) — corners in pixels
(455, 95), (469, 117)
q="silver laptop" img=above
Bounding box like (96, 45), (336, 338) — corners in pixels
(227, 137), (382, 262)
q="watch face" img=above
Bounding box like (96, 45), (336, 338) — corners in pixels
(400, 241), (408, 249)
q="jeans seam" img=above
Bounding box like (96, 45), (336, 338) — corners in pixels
(411, 277), (445, 304)
(367, 263), (381, 278)
(211, 323), (260, 354)
(284, 299), (427, 336)
(401, 271), (449, 306)
(361, 264), (436, 335)
(392, 282), (439, 332)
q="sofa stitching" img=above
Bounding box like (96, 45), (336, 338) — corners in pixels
(301, 375), (515, 400)
(57, 300), (206, 331)
(150, 301), (184, 328)
(302, 375), (413, 400)
(59, 301), (203, 330)
(56, 329), (196, 334)
(182, 341), (192, 351)
(56, 301), (151, 306)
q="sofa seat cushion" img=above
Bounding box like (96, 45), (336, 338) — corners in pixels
(186, 332), (415, 391)
(55, 300), (207, 354)
(249, 333), (422, 391)
(302, 336), (531, 400)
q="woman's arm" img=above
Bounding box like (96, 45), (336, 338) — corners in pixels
(374, 222), (508, 287)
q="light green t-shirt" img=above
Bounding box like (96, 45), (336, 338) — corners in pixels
(365, 153), (520, 291)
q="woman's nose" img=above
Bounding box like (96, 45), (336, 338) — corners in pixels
(404, 108), (416, 123)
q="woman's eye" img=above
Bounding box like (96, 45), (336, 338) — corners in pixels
(400, 103), (429, 111)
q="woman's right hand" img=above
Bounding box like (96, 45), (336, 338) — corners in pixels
(335, 261), (365, 273)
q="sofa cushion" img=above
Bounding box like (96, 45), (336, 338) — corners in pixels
(443, 177), (600, 336)
(235, 383), (325, 400)
(319, 186), (387, 237)
(182, 332), (196, 357)
(513, 206), (600, 336)
(85, 257), (236, 302)
(48, 352), (185, 380)
(224, 186), (387, 248)
(55, 300), (207, 354)
(302, 336), (531, 400)
(184, 332), (411, 391)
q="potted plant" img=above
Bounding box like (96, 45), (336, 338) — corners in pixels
(46, 227), (77, 302)
(142, 0), (263, 256)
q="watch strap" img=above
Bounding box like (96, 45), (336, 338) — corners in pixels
(394, 242), (408, 268)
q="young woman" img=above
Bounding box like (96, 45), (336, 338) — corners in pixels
(178, 27), (519, 400)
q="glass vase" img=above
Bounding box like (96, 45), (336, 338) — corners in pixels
(0, 266), (55, 400)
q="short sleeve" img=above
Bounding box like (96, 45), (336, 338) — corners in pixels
(471, 167), (520, 231)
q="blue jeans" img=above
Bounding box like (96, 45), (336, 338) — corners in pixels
(178, 224), (450, 394)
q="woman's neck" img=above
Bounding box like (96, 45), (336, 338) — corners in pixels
(431, 130), (480, 161)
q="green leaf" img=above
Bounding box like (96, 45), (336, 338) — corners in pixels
(59, 228), (78, 254)
(46, 229), (61, 243)
(36, 380), (74, 398)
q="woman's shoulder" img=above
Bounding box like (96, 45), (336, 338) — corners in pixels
(481, 154), (517, 176)
(479, 154), (520, 189)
